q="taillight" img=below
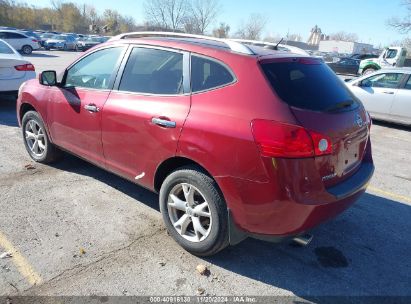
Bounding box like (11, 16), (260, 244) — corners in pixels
(365, 111), (372, 130)
(15, 64), (35, 71)
(251, 119), (332, 158)
(32, 39), (38, 43)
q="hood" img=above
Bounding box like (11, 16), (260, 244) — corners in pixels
(46, 39), (64, 43)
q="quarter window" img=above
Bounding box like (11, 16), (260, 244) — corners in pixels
(191, 55), (235, 92)
(119, 47), (183, 95)
(405, 76), (411, 90)
(385, 49), (398, 59)
(363, 73), (403, 89)
(65, 47), (124, 89)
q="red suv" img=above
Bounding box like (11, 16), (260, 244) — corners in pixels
(17, 32), (374, 256)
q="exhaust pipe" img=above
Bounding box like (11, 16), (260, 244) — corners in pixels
(292, 234), (313, 247)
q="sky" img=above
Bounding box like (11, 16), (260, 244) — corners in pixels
(25, 0), (409, 46)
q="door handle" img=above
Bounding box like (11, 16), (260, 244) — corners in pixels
(151, 117), (176, 128)
(382, 91), (394, 95)
(84, 104), (100, 112)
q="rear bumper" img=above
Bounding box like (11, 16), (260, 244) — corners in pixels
(219, 157), (374, 239)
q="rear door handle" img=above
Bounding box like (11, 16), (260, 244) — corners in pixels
(84, 104), (100, 112)
(152, 117), (176, 128)
(383, 91), (394, 95)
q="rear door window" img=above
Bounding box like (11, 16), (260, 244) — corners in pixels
(191, 55), (235, 92)
(261, 59), (358, 111)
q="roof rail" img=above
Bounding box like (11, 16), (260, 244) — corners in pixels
(231, 39), (309, 56)
(109, 31), (255, 55)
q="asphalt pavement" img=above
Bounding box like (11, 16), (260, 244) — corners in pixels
(0, 51), (410, 302)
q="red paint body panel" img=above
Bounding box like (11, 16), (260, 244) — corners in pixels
(16, 38), (374, 240)
(101, 91), (190, 188)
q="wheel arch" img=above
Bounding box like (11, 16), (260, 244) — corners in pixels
(154, 156), (218, 193)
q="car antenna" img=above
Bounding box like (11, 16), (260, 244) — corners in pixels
(274, 38), (284, 50)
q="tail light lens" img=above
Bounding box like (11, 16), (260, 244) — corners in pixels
(251, 119), (332, 158)
(32, 39), (38, 43)
(15, 64), (35, 71)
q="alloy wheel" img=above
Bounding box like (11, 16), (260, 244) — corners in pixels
(25, 120), (46, 157)
(167, 183), (212, 242)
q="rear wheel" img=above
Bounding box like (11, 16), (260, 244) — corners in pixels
(22, 111), (61, 163)
(159, 166), (229, 256)
(21, 45), (33, 55)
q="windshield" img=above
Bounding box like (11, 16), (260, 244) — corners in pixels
(51, 35), (66, 40)
(261, 59), (359, 111)
(0, 40), (14, 54)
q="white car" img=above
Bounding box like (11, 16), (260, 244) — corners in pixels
(346, 68), (411, 126)
(0, 39), (36, 96)
(0, 30), (40, 55)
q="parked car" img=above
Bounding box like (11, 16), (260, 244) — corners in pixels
(17, 32), (374, 256)
(0, 30), (40, 54)
(0, 39), (36, 97)
(346, 68), (411, 126)
(44, 35), (77, 50)
(350, 53), (378, 61)
(39, 33), (55, 47)
(327, 57), (360, 75)
(76, 36), (108, 51)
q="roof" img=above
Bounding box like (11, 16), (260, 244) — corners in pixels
(108, 32), (309, 58)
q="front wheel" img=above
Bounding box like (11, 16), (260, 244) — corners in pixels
(362, 67), (376, 75)
(159, 166), (229, 256)
(22, 111), (61, 163)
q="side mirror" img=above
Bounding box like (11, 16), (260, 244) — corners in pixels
(39, 70), (57, 86)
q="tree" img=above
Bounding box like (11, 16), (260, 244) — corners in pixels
(212, 22), (230, 38)
(189, 0), (220, 34)
(329, 31), (358, 42)
(388, 0), (411, 33)
(235, 14), (268, 40)
(144, 0), (189, 30)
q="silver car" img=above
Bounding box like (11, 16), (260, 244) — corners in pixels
(44, 35), (77, 51)
(347, 68), (411, 126)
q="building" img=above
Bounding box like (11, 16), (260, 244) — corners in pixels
(307, 25), (329, 46)
(319, 40), (374, 54)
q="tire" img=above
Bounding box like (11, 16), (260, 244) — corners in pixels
(63, 44), (68, 51)
(159, 166), (229, 256)
(75, 45), (79, 52)
(44, 46), (50, 51)
(362, 67), (376, 75)
(21, 111), (61, 163)
(21, 45), (33, 55)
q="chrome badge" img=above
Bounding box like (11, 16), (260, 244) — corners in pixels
(355, 114), (363, 128)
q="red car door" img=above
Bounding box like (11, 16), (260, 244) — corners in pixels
(102, 47), (191, 189)
(47, 46), (127, 166)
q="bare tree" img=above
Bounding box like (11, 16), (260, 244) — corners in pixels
(329, 31), (358, 42)
(388, 0), (411, 33)
(189, 0), (220, 34)
(212, 22), (230, 38)
(235, 14), (268, 40)
(144, 0), (189, 30)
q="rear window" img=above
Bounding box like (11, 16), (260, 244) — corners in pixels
(0, 41), (13, 54)
(261, 60), (358, 111)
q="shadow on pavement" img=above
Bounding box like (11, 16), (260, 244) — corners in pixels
(23, 52), (59, 58)
(372, 119), (411, 132)
(0, 96), (18, 127)
(49, 153), (411, 298)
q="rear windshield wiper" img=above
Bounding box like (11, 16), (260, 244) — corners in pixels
(325, 100), (354, 112)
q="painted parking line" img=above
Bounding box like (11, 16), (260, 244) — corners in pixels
(368, 186), (411, 204)
(0, 230), (42, 286)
